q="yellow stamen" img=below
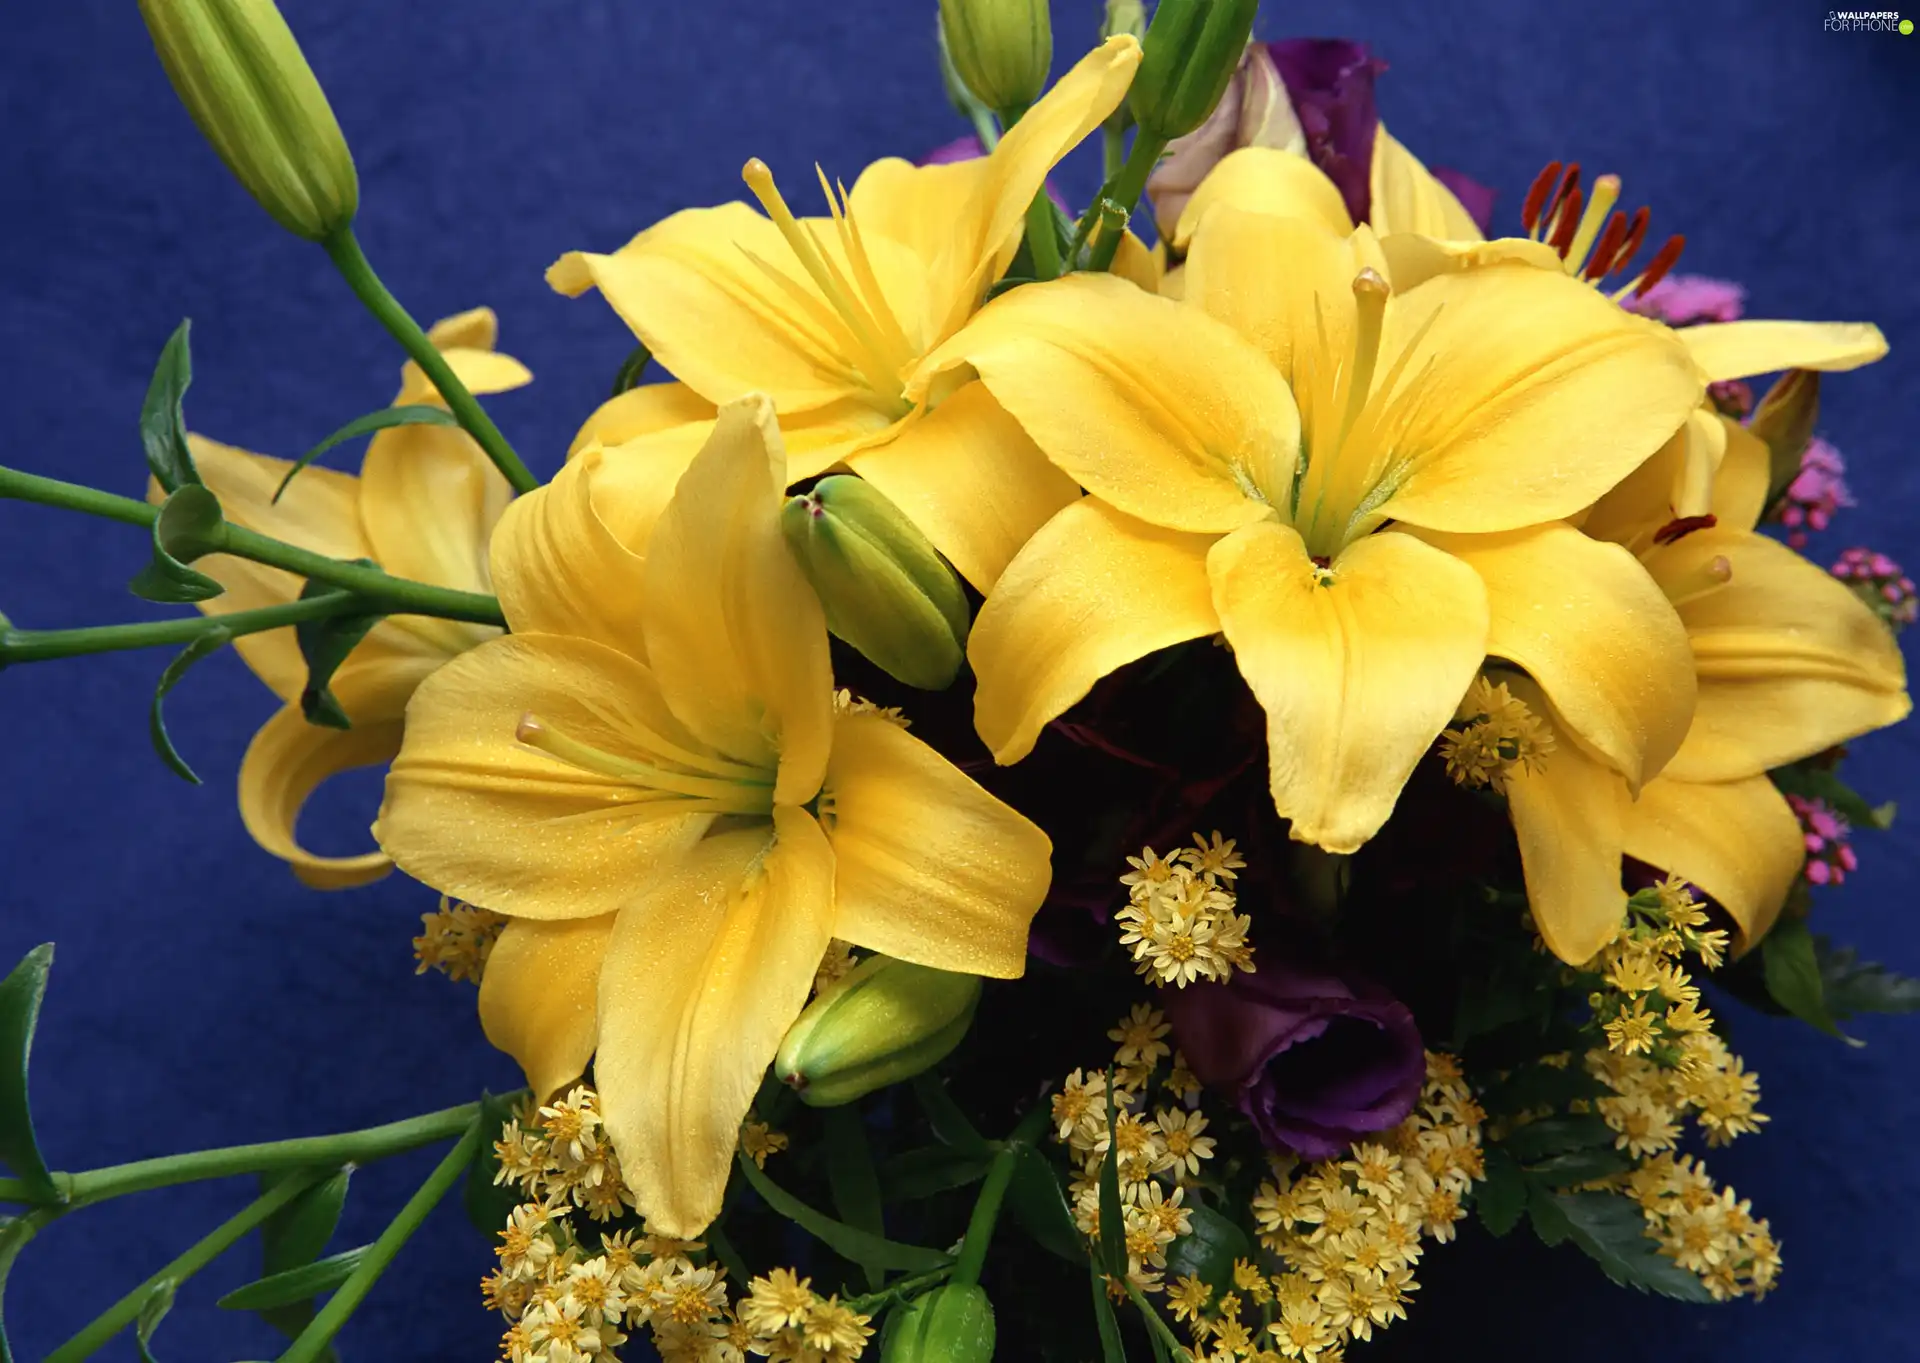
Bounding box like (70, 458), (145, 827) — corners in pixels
(818, 167), (915, 360)
(516, 713), (775, 815)
(1339, 269), (1391, 449)
(1660, 554), (1732, 607)
(1565, 174), (1621, 275)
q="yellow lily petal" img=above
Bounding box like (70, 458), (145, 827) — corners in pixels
(1713, 416), (1772, 534)
(845, 383), (1079, 593)
(919, 273), (1296, 534)
(570, 382), (717, 457)
(1415, 523), (1695, 789)
(1171, 146), (1354, 250)
(359, 421), (507, 598)
(376, 633), (714, 920)
(642, 395), (833, 801)
(1109, 230), (1163, 295)
(239, 704), (401, 890)
(488, 450), (649, 661)
(823, 709), (1051, 978)
(1576, 413), (1715, 553)
(1623, 774), (1804, 950)
(426, 306), (499, 352)
(1681, 320), (1888, 384)
(479, 915), (617, 1102)
(395, 348), (533, 408)
(1372, 264), (1703, 533)
(970, 498), (1220, 764)
(1649, 528), (1911, 781)
(1368, 124), (1484, 242)
(597, 809), (836, 1236)
(1209, 523), (1488, 852)
(1375, 233), (1563, 292)
(1503, 676), (1631, 965)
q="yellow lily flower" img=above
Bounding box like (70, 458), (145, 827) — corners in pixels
(931, 206), (1701, 854)
(171, 307), (529, 888)
(373, 394), (1051, 1237)
(542, 37), (1145, 594)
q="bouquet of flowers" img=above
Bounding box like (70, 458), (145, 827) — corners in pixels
(1, 1), (1913, 1359)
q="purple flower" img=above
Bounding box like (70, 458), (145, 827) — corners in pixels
(1161, 957), (1425, 1160)
(1779, 436), (1853, 548)
(1621, 273), (1747, 326)
(1266, 39), (1386, 227)
(1832, 546), (1917, 629)
(1431, 166), (1497, 235)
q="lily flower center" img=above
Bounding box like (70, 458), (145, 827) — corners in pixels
(741, 158), (917, 415)
(1655, 552), (1733, 608)
(515, 712), (776, 819)
(1521, 161), (1686, 302)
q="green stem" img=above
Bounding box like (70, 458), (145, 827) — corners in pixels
(1103, 120), (1128, 181)
(950, 1100), (1052, 1290)
(1088, 132), (1169, 272)
(0, 592), (357, 663)
(1124, 1279), (1195, 1363)
(277, 1116), (485, 1363)
(45, 1170), (323, 1363)
(967, 106), (1000, 151)
(63, 1100), (484, 1206)
(321, 228), (537, 495)
(1024, 193), (1063, 282)
(0, 465), (156, 527)
(0, 1177), (43, 1204)
(841, 1264), (955, 1317)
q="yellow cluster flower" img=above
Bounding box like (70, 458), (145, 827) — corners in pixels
(739, 1269), (876, 1362)
(1589, 1029), (1767, 1156)
(1115, 833), (1255, 987)
(1624, 1155), (1782, 1301)
(413, 897), (507, 983)
(493, 1087), (638, 1223)
(1437, 676), (1555, 794)
(1581, 876), (1729, 1064)
(738, 1118), (791, 1169)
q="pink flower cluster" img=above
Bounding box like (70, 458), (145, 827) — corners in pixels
(1622, 273), (1746, 326)
(1832, 547), (1918, 628)
(1788, 794), (1858, 887)
(1779, 437), (1854, 548)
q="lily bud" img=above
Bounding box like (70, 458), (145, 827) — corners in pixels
(1128, 0), (1263, 142)
(780, 476), (970, 691)
(938, 0), (1052, 117)
(775, 955), (981, 1107)
(1101, 0), (1147, 44)
(881, 1284), (996, 1363)
(137, 0), (358, 241)
(1147, 43), (1305, 240)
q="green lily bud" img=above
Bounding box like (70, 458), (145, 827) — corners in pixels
(781, 476), (970, 691)
(1128, 0), (1263, 141)
(1750, 369), (1821, 512)
(1102, 0), (1148, 44)
(939, 0), (1053, 117)
(881, 1284), (996, 1363)
(774, 955), (981, 1107)
(137, 0), (359, 241)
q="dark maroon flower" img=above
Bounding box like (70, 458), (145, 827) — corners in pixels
(1162, 957), (1424, 1160)
(1266, 38), (1385, 226)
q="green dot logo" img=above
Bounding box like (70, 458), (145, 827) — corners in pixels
(1903, 17), (1915, 31)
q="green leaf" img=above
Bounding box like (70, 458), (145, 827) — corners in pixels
(1762, 916), (1860, 1044)
(1096, 1106), (1125, 1280)
(1523, 1146), (1634, 1187)
(141, 320), (201, 493)
(1497, 1114), (1614, 1164)
(148, 627), (232, 784)
(1474, 1148), (1527, 1238)
(1816, 936), (1920, 1018)
(273, 406), (460, 503)
(255, 1166), (350, 1344)
(1478, 1063), (1609, 1117)
(735, 1152), (951, 1274)
(294, 575), (383, 729)
(823, 1107), (886, 1291)
(609, 343), (653, 398)
(882, 1145), (994, 1202)
(912, 1075), (992, 1157)
(129, 484), (227, 604)
(465, 1090), (527, 1237)
(0, 946), (57, 1203)
(1551, 1192), (1715, 1302)
(135, 1278), (175, 1363)
(1770, 761), (1893, 831)
(1162, 1203), (1250, 1298)
(1006, 1148), (1086, 1264)
(1525, 1182), (1573, 1247)
(1087, 1257), (1128, 1363)
(217, 1246), (368, 1312)
(0, 1212), (48, 1363)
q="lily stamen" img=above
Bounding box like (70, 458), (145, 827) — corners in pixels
(516, 712), (776, 815)
(1659, 554), (1733, 608)
(1524, 160), (1687, 299)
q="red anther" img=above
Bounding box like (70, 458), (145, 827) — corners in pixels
(1611, 206), (1650, 275)
(1632, 234), (1687, 296)
(1542, 163), (1581, 231)
(1582, 210), (1629, 280)
(1549, 186), (1584, 257)
(1653, 513), (1718, 545)
(1520, 161), (1564, 233)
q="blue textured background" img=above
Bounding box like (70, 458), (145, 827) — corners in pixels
(1, 1), (1914, 1358)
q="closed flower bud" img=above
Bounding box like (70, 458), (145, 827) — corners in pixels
(1128, 0), (1263, 142)
(1749, 369), (1821, 510)
(138, 0), (358, 241)
(939, 0), (1053, 117)
(1101, 0), (1147, 44)
(775, 955), (981, 1107)
(781, 476), (970, 691)
(882, 1284), (996, 1363)
(1146, 42), (1304, 240)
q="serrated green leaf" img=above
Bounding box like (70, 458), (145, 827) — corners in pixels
(135, 1277), (175, 1363)
(1552, 1192), (1715, 1302)
(140, 320), (200, 493)
(256, 1166), (350, 1344)
(1162, 1203), (1250, 1298)
(129, 484), (226, 605)
(272, 405), (460, 503)
(294, 575), (383, 729)
(148, 627), (232, 784)
(1007, 1148), (1086, 1264)
(465, 1090), (527, 1237)
(217, 1245), (368, 1312)
(1524, 1146), (1634, 1187)
(1770, 761), (1893, 831)
(882, 1145), (994, 1202)
(735, 1152), (950, 1274)
(609, 343), (653, 398)
(1526, 1182), (1573, 1247)
(1475, 1148), (1527, 1237)
(1762, 916), (1859, 1044)
(823, 1107), (885, 1291)
(0, 947), (57, 1203)
(1097, 1076), (1125, 1280)
(1088, 1256), (1128, 1363)
(1478, 1063), (1610, 1117)
(1498, 1114), (1614, 1164)
(1816, 936), (1920, 1018)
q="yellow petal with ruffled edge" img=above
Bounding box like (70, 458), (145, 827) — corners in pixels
(845, 383), (1079, 593)
(916, 273), (1295, 534)
(1648, 528), (1911, 782)
(1375, 234), (1562, 291)
(239, 704), (402, 889)
(1502, 676), (1631, 965)
(375, 633), (715, 921)
(1209, 523), (1488, 853)
(596, 810), (836, 1237)
(1680, 320), (1887, 384)
(479, 915), (617, 1102)
(1414, 523), (1694, 790)
(1622, 774), (1804, 951)
(823, 709), (1050, 978)
(1171, 146), (1353, 250)
(641, 396), (833, 803)
(970, 499), (1220, 764)
(569, 382), (719, 458)
(1368, 124), (1484, 242)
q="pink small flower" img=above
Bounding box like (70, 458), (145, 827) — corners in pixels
(1787, 794), (1857, 887)
(1776, 437), (1853, 548)
(1831, 546), (1917, 629)
(1621, 274), (1746, 326)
